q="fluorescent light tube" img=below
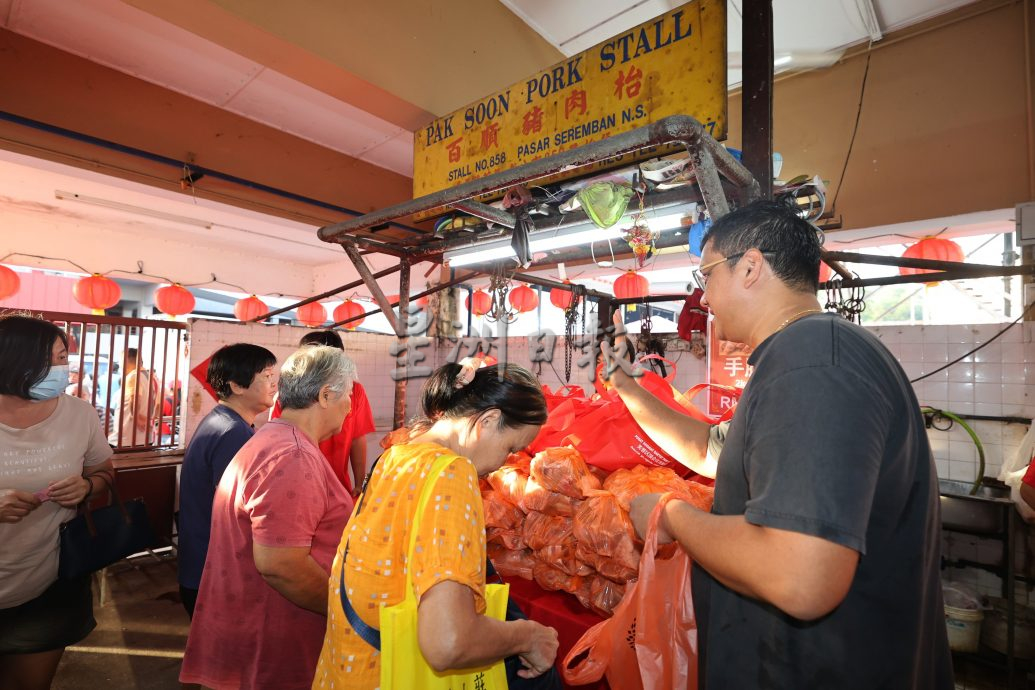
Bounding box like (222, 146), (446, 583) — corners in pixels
(54, 190), (213, 229)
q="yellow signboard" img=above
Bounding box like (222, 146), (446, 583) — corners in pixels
(412, 0), (726, 202)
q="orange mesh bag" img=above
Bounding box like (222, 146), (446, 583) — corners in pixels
(535, 540), (594, 577)
(487, 526), (525, 550)
(604, 465), (715, 512)
(487, 543), (535, 580)
(532, 561), (583, 594)
(482, 489), (525, 530)
(520, 475), (579, 516)
(485, 466), (530, 509)
(529, 446), (602, 499)
(573, 491), (641, 575)
(522, 511), (574, 551)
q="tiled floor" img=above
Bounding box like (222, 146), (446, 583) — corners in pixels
(51, 555), (1034, 689)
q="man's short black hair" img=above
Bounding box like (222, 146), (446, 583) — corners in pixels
(206, 343), (277, 401)
(0, 314), (69, 399)
(299, 330), (344, 350)
(701, 199), (823, 293)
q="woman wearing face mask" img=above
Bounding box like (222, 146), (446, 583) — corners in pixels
(0, 314), (114, 690)
(313, 362), (559, 690)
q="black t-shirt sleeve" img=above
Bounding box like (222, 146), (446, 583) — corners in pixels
(741, 365), (892, 554)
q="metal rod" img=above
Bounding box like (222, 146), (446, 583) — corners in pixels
(742, 0), (775, 198)
(825, 265), (1035, 289)
(343, 243), (402, 336)
(318, 115), (755, 243)
(329, 270), (481, 328)
(823, 250), (1022, 272)
(253, 265), (402, 322)
(450, 201), (516, 228)
(688, 144), (731, 219)
(393, 261), (411, 429)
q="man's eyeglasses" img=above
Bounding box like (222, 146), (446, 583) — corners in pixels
(691, 250), (775, 291)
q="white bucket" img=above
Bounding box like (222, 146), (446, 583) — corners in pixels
(946, 605), (984, 653)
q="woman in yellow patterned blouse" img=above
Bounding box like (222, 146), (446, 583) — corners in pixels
(313, 362), (557, 689)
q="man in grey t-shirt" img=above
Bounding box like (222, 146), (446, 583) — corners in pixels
(603, 200), (952, 689)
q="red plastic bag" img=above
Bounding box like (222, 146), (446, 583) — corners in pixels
(486, 465), (529, 506)
(573, 491), (640, 576)
(604, 465), (716, 512)
(487, 543), (535, 580)
(542, 384), (587, 412)
(482, 489), (525, 530)
(522, 511), (574, 551)
(563, 494), (698, 690)
(520, 476), (580, 516)
(529, 447), (601, 499)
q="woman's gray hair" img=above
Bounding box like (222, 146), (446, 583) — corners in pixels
(278, 345), (356, 410)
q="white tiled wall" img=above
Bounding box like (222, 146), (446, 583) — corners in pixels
(868, 322), (1034, 484)
(186, 319), (1033, 486)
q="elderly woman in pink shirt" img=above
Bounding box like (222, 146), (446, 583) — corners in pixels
(180, 345), (356, 690)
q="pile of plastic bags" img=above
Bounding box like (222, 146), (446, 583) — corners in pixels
(484, 448), (713, 617)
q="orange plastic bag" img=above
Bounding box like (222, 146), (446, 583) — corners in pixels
(573, 491), (640, 575)
(486, 465), (530, 506)
(505, 450), (533, 474)
(482, 489), (525, 530)
(535, 541), (594, 578)
(604, 465), (716, 512)
(529, 446), (602, 499)
(487, 526), (525, 550)
(575, 541), (637, 584)
(532, 561), (583, 594)
(589, 576), (626, 617)
(520, 476), (579, 516)
(522, 512), (574, 551)
(563, 494), (698, 690)
(487, 544), (535, 580)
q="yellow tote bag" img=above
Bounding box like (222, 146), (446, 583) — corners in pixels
(379, 453), (510, 690)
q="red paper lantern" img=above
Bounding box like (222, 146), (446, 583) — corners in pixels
(550, 280), (575, 310)
(0, 264), (20, 300)
(900, 237), (965, 286)
(509, 284), (539, 313)
(466, 289), (491, 316)
(818, 261), (832, 284)
(155, 284), (195, 317)
(614, 270), (650, 299)
(333, 299), (365, 330)
(73, 273), (121, 315)
(234, 295), (268, 322)
(297, 301), (327, 327)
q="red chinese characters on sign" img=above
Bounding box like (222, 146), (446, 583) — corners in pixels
(707, 321), (754, 418)
(564, 89), (587, 119)
(480, 122), (500, 151)
(522, 106), (544, 135)
(613, 65), (643, 99)
(446, 138), (463, 163)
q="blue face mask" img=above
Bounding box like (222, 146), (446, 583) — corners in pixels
(29, 364), (70, 401)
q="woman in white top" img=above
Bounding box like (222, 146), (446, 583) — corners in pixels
(0, 313), (114, 690)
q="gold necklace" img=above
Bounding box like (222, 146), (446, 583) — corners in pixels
(774, 308), (823, 334)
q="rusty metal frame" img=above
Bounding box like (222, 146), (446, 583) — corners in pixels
(819, 250), (1035, 288)
(319, 115), (760, 257)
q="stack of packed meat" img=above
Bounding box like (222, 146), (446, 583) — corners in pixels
(483, 447), (713, 617)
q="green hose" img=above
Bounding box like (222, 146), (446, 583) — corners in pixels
(921, 407), (985, 495)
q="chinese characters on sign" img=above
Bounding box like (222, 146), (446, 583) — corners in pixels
(706, 320), (754, 417)
(412, 0), (727, 201)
